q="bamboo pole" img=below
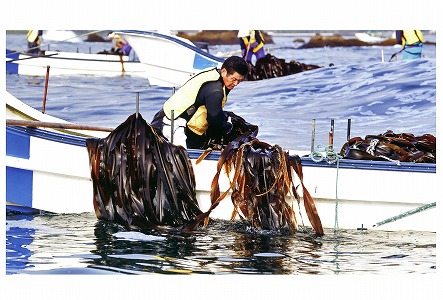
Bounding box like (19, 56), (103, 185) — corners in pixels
(6, 119), (113, 132)
(310, 119), (316, 153)
(42, 66), (50, 113)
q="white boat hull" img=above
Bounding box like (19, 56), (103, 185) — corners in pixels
(6, 50), (149, 78)
(355, 32), (389, 43)
(7, 31), (225, 87)
(6, 95), (437, 232)
(116, 30), (224, 87)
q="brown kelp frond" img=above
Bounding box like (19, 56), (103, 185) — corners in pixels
(195, 148), (213, 164)
(193, 112), (323, 235)
(203, 134), (324, 235)
(288, 155), (324, 235)
(86, 111), (323, 236)
(86, 113), (203, 230)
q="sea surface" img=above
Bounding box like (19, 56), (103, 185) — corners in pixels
(4, 31), (437, 291)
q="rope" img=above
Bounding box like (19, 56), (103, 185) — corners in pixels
(373, 202), (436, 228)
(362, 138), (401, 165)
(309, 144), (343, 231)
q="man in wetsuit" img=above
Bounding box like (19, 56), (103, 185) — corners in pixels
(152, 56), (248, 149)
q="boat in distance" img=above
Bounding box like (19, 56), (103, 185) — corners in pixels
(6, 30), (225, 87)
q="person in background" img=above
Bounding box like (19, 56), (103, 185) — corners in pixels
(26, 30), (43, 54)
(395, 30), (425, 60)
(238, 30), (266, 63)
(108, 32), (132, 55)
(151, 56), (249, 149)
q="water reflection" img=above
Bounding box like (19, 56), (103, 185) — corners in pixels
(6, 212), (435, 275)
(6, 215), (36, 274)
(91, 218), (326, 274)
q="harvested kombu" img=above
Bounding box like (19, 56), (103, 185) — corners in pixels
(87, 112), (324, 235)
(86, 113), (202, 230)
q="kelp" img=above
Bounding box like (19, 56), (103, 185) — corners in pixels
(86, 111), (324, 236)
(195, 112), (324, 235)
(245, 53), (322, 81)
(340, 130), (436, 163)
(86, 113), (202, 230)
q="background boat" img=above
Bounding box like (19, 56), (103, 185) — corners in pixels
(6, 49), (149, 78)
(116, 30), (225, 87)
(6, 30), (226, 86)
(354, 32), (394, 43)
(42, 30), (83, 43)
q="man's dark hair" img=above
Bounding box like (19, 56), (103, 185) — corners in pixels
(221, 56), (248, 76)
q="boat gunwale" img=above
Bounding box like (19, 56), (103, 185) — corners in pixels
(6, 49), (141, 63)
(6, 125), (436, 174)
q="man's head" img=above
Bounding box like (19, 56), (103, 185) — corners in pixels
(221, 56), (248, 90)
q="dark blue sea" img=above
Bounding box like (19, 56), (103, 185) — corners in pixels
(4, 31), (437, 298)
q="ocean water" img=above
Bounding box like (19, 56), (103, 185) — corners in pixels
(4, 32), (437, 282)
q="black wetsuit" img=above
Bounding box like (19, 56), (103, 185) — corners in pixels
(184, 77), (232, 149)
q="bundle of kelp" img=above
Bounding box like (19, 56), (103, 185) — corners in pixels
(86, 113), (203, 230)
(245, 53), (322, 81)
(86, 112), (324, 235)
(340, 130), (436, 163)
(196, 112), (324, 235)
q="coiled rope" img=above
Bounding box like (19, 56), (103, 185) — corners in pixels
(310, 144), (343, 231)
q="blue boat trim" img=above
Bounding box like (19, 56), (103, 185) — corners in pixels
(193, 53), (219, 69)
(6, 126), (87, 147)
(187, 149), (436, 173)
(6, 49), (20, 74)
(6, 167), (33, 209)
(6, 125), (436, 174)
(6, 126), (31, 159)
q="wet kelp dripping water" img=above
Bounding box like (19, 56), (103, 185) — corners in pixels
(86, 113), (324, 235)
(197, 112), (323, 235)
(86, 113), (202, 230)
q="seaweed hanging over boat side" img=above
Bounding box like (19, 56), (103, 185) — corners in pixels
(194, 112), (324, 235)
(86, 113), (202, 230)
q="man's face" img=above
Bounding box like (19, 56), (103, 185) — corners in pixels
(221, 69), (244, 90)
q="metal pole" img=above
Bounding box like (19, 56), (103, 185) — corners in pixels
(170, 110), (174, 144)
(136, 92), (139, 119)
(42, 66), (50, 113)
(170, 87), (176, 144)
(310, 119), (316, 153)
(347, 119), (351, 141)
(328, 119), (334, 150)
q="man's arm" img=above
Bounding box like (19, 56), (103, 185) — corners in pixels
(202, 85), (232, 137)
